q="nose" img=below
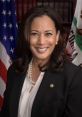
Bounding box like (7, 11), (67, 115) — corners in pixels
(38, 34), (45, 44)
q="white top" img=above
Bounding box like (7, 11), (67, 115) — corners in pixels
(18, 72), (45, 117)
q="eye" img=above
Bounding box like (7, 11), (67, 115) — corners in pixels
(45, 32), (53, 37)
(30, 32), (38, 36)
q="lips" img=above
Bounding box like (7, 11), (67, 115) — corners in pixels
(36, 47), (48, 53)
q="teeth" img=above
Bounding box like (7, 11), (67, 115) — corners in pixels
(37, 48), (47, 52)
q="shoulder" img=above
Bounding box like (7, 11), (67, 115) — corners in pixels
(6, 64), (18, 88)
(7, 63), (24, 84)
(63, 60), (82, 86)
(7, 63), (24, 78)
(64, 60), (82, 76)
(7, 64), (18, 79)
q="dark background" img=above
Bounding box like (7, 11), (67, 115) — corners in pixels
(15, 0), (77, 40)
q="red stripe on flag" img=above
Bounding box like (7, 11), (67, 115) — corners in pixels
(0, 95), (4, 109)
(0, 60), (7, 83)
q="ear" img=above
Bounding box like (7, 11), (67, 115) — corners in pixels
(56, 31), (60, 45)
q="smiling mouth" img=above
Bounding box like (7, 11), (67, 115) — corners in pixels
(36, 47), (48, 53)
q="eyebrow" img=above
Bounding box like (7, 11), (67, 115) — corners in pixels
(31, 30), (54, 32)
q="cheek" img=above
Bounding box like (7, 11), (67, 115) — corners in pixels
(29, 38), (36, 45)
(49, 38), (56, 46)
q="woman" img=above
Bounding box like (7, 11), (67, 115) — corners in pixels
(1, 6), (82, 117)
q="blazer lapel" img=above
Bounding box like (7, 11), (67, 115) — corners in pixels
(9, 73), (25, 117)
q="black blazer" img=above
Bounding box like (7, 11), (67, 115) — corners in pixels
(1, 61), (82, 117)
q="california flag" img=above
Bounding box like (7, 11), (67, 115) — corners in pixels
(66, 0), (82, 66)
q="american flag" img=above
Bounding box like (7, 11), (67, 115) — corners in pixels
(0, 0), (17, 109)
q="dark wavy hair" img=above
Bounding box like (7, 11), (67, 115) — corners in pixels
(13, 5), (66, 73)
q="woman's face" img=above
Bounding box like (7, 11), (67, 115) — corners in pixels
(29, 15), (60, 63)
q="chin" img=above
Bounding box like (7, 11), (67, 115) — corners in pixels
(36, 56), (50, 61)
